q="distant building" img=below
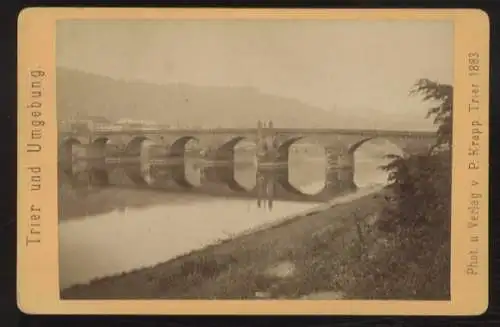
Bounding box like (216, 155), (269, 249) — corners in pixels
(78, 115), (110, 124)
(71, 114), (110, 125)
(116, 118), (157, 125)
(59, 115), (111, 133)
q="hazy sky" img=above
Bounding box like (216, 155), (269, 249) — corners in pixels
(57, 19), (453, 120)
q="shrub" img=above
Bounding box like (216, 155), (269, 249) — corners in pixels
(378, 78), (452, 238)
(378, 150), (451, 238)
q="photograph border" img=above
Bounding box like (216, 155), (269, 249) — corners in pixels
(17, 7), (489, 315)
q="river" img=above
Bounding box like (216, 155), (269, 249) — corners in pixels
(58, 140), (402, 290)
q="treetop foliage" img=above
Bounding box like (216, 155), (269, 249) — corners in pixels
(410, 78), (453, 151)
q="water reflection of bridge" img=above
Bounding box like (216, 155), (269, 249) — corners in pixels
(59, 121), (436, 204)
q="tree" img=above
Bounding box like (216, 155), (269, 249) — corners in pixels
(409, 78), (453, 151)
(353, 78), (454, 300)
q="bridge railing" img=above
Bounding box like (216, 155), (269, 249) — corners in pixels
(60, 122), (436, 139)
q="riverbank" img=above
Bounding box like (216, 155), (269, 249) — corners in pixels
(61, 187), (422, 300)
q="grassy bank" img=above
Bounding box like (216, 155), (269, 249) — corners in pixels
(60, 188), (449, 300)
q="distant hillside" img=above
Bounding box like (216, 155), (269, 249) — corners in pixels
(56, 67), (435, 130)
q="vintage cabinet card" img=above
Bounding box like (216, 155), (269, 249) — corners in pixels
(17, 8), (489, 315)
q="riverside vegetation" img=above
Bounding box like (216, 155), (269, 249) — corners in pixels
(350, 78), (452, 299)
(61, 78), (452, 300)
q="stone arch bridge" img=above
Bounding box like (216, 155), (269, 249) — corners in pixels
(59, 124), (436, 202)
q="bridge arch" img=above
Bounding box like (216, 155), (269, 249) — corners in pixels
(348, 137), (405, 188)
(120, 136), (156, 186)
(83, 137), (117, 186)
(170, 136), (198, 156)
(216, 136), (245, 154)
(349, 137), (404, 155)
(216, 136), (257, 192)
(277, 136), (327, 196)
(92, 136), (111, 147)
(277, 137), (304, 158)
(125, 136), (150, 155)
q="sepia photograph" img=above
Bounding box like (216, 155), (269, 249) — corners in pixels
(55, 18), (454, 300)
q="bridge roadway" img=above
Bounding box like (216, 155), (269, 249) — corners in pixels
(59, 125), (437, 202)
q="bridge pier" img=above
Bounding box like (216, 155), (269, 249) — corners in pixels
(58, 140), (75, 178)
(144, 145), (184, 188)
(199, 164), (238, 194)
(150, 165), (185, 189)
(66, 143), (109, 187)
(58, 140), (79, 187)
(256, 165), (283, 209)
(198, 147), (238, 194)
(88, 143), (110, 186)
(323, 146), (356, 198)
(118, 157), (145, 186)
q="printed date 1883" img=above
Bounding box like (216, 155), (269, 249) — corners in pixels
(468, 52), (480, 76)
